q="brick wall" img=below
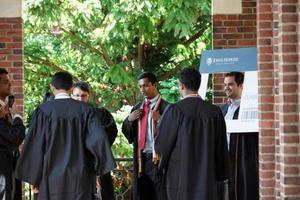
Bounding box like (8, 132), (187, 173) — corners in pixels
(276, 1), (299, 199)
(299, 6), (300, 193)
(0, 17), (23, 114)
(258, 0), (300, 199)
(213, 0), (300, 199)
(212, 0), (257, 104)
(257, 0), (277, 198)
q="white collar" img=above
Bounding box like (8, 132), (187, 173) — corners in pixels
(0, 99), (5, 106)
(228, 98), (241, 105)
(184, 93), (200, 99)
(55, 92), (70, 99)
(145, 95), (159, 104)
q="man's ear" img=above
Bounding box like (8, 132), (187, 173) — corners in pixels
(50, 84), (55, 94)
(153, 82), (159, 92)
(179, 82), (185, 91)
(240, 83), (243, 90)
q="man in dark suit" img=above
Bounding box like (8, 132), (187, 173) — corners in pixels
(0, 68), (25, 200)
(220, 72), (258, 200)
(122, 72), (169, 200)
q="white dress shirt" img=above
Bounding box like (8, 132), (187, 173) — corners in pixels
(143, 95), (159, 154)
(225, 99), (240, 149)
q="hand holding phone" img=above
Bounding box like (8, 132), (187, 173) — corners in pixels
(8, 95), (15, 108)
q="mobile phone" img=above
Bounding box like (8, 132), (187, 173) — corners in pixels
(8, 95), (15, 108)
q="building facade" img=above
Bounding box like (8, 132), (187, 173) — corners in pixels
(213, 0), (299, 199)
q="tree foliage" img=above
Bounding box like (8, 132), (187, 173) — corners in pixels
(25, 0), (211, 107)
(24, 0), (211, 157)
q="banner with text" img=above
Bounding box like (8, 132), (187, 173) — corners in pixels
(199, 47), (258, 133)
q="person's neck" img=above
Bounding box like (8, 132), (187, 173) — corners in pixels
(182, 90), (199, 98)
(53, 90), (69, 96)
(229, 97), (241, 103)
(145, 93), (159, 101)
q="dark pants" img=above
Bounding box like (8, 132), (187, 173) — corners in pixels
(0, 152), (13, 200)
(99, 172), (115, 200)
(12, 178), (22, 200)
(139, 153), (158, 200)
(12, 150), (22, 200)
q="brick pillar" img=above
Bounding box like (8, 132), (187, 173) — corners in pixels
(257, 0), (300, 199)
(257, 0), (277, 199)
(276, 1), (299, 199)
(212, 0), (257, 104)
(0, 17), (23, 114)
(299, 2), (300, 182)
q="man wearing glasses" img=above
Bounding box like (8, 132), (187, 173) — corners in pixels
(72, 81), (118, 200)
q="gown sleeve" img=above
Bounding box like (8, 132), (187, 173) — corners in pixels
(85, 111), (116, 176)
(0, 116), (25, 150)
(97, 108), (118, 146)
(214, 109), (230, 181)
(155, 104), (179, 171)
(121, 105), (140, 144)
(15, 108), (46, 186)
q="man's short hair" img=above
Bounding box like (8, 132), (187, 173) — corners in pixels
(51, 71), (73, 90)
(225, 71), (244, 86)
(73, 81), (90, 93)
(138, 72), (158, 84)
(0, 68), (8, 75)
(0, 68), (8, 82)
(179, 68), (201, 91)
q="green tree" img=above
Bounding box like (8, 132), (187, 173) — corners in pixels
(24, 0), (212, 161)
(24, 0), (211, 111)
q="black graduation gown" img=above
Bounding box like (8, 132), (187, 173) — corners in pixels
(95, 107), (118, 200)
(155, 97), (230, 200)
(220, 104), (259, 200)
(0, 116), (25, 200)
(121, 99), (169, 200)
(95, 108), (118, 146)
(15, 99), (116, 200)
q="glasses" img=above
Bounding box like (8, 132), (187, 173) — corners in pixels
(72, 94), (89, 98)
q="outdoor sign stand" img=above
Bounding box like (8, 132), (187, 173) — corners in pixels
(199, 47), (258, 133)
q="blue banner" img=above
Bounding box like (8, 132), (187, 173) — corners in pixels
(199, 47), (257, 73)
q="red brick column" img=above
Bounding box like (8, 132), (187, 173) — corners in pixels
(276, 1), (299, 199)
(257, 0), (277, 199)
(257, 0), (300, 199)
(0, 17), (23, 114)
(299, 3), (300, 182)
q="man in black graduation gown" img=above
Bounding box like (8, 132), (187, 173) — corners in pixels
(0, 68), (25, 200)
(72, 81), (118, 200)
(122, 72), (169, 200)
(155, 68), (230, 200)
(220, 72), (258, 200)
(16, 72), (116, 200)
